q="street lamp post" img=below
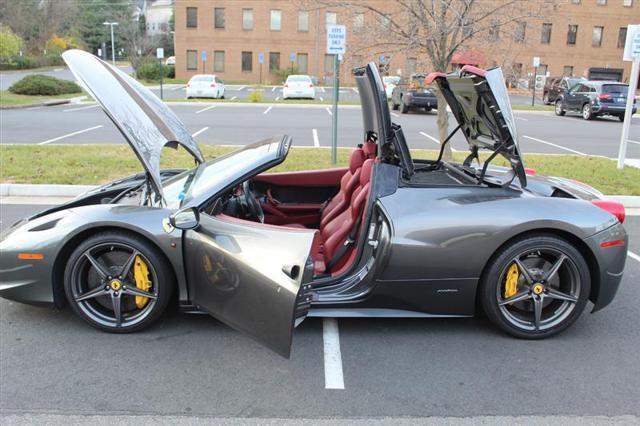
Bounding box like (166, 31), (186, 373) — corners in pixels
(103, 22), (119, 65)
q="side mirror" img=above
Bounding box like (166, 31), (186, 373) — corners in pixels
(169, 207), (200, 230)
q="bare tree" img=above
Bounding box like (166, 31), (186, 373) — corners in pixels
(304, 0), (556, 159)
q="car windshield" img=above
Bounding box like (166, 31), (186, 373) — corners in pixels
(191, 76), (214, 82)
(161, 140), (282, 208)
(287, 76), (311, 82)
(602, 84), (627, 95)
(567, 78), (582, 87)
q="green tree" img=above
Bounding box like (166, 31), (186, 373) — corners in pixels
(0, 25), (23, 63)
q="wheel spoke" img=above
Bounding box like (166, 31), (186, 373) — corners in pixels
(75, 285), (108, 302)
(546, 287), (578, 303)
(513, 258), (535, 284)
(122, 285), (157, 300)
(119, 251), (140, 278)
(111, 293), (122, 327)
(499, 290), (531, 306)
(533, 296), (543, 331)
(543, 254), (566, 282)
(84, 252), (110, 279)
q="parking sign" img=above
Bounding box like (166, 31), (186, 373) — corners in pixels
(201, 50), (207, 61)
(326, 25), (346, 55)
(258, 52), (264, 64)
(623, 25), (640, 61)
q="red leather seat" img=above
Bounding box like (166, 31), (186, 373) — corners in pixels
(320, 148), (365, 228)
(319, 158), (373, 274)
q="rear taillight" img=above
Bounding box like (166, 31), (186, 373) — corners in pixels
(284, 83), (288, 88)
(210, 83), (216, 88)
(186, 83), (190, 87)
(598, 94), (611, 101)
(592, 199), (625, 223)
(309, 84), (313, 88)
(524, 168), (537, 176)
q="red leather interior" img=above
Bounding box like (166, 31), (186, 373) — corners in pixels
(254, 167), (347, 187)
(319, 148), (365, 228)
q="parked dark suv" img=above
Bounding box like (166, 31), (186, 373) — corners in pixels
(390, 74), (438, 113)
(542, 76), (585, 105)
(555, 81), (636, 121)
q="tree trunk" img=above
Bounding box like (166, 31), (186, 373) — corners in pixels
(436, 89), (451, 160)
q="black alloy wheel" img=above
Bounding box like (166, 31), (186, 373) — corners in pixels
(64, 231), (173, 333)
(481, 234), (590, 339)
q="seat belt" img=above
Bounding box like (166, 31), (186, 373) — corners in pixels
(325, 213), (364, 271)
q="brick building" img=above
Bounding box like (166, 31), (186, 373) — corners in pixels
(174, 0), (640, 85)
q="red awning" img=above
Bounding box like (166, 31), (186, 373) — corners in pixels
(451, 51), (486, 66)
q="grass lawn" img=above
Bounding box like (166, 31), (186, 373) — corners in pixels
(0, 90), (82, 107)
(1, 144), (639, 195)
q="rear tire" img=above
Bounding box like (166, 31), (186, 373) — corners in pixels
(543, 92), (550, 105)
(618, 114), (625, 122)
(401, 100), (409, 114)
(480, 234), (590, 339)
(582, 103), (594, 120)
(64, 231), (173, 333)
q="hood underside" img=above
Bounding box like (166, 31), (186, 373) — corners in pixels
(62, 49), (204, 199)
(429, 66), (527, 187)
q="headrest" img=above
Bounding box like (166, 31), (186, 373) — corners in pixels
(360, 159), (374, 186)
(349, 148), (366, 173)
(362, 142), (377, 159)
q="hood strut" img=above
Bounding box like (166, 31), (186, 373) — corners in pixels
(435, 123), (461, 164)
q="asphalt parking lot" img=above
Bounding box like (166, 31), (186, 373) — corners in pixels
(2, 101), (639, 159)
(0, 203), (639, 420)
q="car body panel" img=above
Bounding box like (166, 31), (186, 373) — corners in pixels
(183, 214), (316, 357)
(62, 50), (204, 198)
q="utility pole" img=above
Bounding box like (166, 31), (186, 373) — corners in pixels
(103, 22), (119, 65)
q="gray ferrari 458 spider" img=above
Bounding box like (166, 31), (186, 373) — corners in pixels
(0, 50), (628, 357)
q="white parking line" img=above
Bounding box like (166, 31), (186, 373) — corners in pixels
(319, 96), (324, 101)
(63, 104), (99, 113)
(230, 96), (237, 101)
(170, 85), (184, 91)
(352, 87), (358, 94)
(629, 251), (640, 263)
(275, 96), (280, 101)
(195, 105), (217, 114)
(312, 128), (320, 147)
(191, 126), (209, 138)
(391, 112), (400, 118)
(263, 106), (273, 114)
(523, 135), (587, 156)
(628, 139), (640, 146)
(238, 86), (246, 91)
(319, 87), (325, 93)
(419, 131), (440, 145)
(38, 125), (103, 145)
(323, 318), (344, 390)
(271, 86), (276, 92)
(515, 116), (529, 121)
(326, 107), (332, 116)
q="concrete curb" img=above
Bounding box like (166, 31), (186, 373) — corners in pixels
(0, 95), (86, 110)
(1, 184), (639, 208)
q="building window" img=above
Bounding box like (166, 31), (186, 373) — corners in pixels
(186, 7), (197, 28)
(515, 22), (526, 43)
(186, 50), (197, 70)
(269, 52), (280, 72)
(324, 54), (335, 74)
(567, 24), (578, 45)
(618, 27), (627, 48)
(326, 12), (337, 26)
(489, 20), (499, 40)
(214, 51), (225, 72)
(623, 0), (633, 6)
(297, 53), (308, 73)
(270, 10), (281, 31)
(571, 0), (580, 3)
(298, 11), (309, 32)
(541, 23), (552, 44)
(592, 26), (604, 47)
(242, 9), (253, 30)
(214, 8), (225, 29)
(406, 57), (417, 75)
(596, 0), (606, 4)
(241, 51), (252, 72)
(354, 13), (364, 33)
(563, 66), (573, 76)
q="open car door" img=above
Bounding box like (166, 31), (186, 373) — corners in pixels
(182, 215), (316, 358)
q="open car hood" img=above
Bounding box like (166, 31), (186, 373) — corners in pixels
(428, 66), (527, 187)
(62, 50), (204, 200)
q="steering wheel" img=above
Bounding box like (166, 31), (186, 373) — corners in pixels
(242, 180), (264, 223)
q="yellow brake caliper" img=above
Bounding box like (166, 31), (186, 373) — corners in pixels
(504, 263), (519, 298)
(133, 255), (152, 309)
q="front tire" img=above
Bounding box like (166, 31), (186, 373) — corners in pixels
(64, 231), (173, 333)
(555, 100), (565, 116)
(480, 234), (590, 339)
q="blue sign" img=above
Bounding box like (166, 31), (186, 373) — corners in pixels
(201, 50), (207, 61)
(258, 52), (264, 64)
(379, 54), (385, 63)
(290, 52), (296, 62)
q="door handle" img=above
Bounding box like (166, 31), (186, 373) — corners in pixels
(282, 264), (301, 280)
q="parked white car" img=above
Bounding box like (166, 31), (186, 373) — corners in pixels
(186, 75), (225, 99)
(283, 75), (315, 99)
(165, 56), (176, 65)
(383, 76), (401, 99)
